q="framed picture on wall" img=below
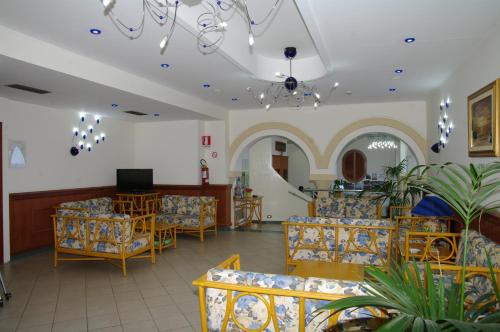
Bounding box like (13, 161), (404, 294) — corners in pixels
(468, 79), (500, 157)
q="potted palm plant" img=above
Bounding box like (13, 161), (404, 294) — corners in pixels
(322, 162), (500, 331)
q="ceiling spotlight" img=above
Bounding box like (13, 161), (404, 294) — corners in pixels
(334, 82), (339, 88)
(395, 69), (404, 73)
(73, 127), (79, 136)
(231, 98), (238, 101)
(404, 37), (415, 43)
(154, 113), (160, 117)
(259, 93), (265, 100)
(89, 28), (102, 35)
(265, 104), (271, 111)
(111, 103), (118, 108)
(160, 63), (170, 68)
(345, 90), (352, 95)
(248, 32), (255, 46)
(79, 112), (85, 122)
(202, 84), (211, 88)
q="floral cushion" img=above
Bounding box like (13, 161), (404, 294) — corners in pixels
(156, 213), (214, 228)
(345, 197), (379, 219)
(161, 195), (189, 215)
(91, 233), (150, 254)
(206, 268), (305, 331)
(316, 197), (346, 218)
(88, 213), (132, 245)
(56, 210), (88, 239)
(286, 217), (391, 266)
(60, 200), (89, 210)
(87, 197), (113, 214)
(397, 218), (449, 250)
(304, 277), (377, 331)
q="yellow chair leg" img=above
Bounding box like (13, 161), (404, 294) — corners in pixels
(200, 230), (204, 242)
(54, 250), (58, 267)
(122, 258), (127, 277)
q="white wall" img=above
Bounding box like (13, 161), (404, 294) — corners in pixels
(133, 120), (201, 185)
(288, 142), (315, 189)
(427, 26), (500, 216)
(200, 121), (229, 184)
(0, 97), (135, 262)
(249, 138), (310, 221)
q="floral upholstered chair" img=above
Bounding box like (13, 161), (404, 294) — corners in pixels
(310, 197), (381, 219)
(193, 254), (384, 331)
(153, 195), (217, 241)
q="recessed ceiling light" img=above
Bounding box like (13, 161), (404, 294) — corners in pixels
(395, 69), (404, 74)
(202, 84), (210, 88)
(154, 113), (160, 117)
(389, 88), (397, 92)
(231, 98), (238, 101)
(404, 37), (415, 43)
(111, 103), (118, 108)
(90, 28), (102, 35)
(345, 90), (352, 95)
(160, 63), (170, 68)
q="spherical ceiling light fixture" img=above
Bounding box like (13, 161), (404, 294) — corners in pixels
(247, 47), (339, 111)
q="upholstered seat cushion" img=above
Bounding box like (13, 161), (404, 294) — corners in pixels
(316, 197), (346, 218)
(91, 233), (150, 254)
(304, 277), (376, 331)
(206, 268), (305, 331)
(286, 217), (391, 266)
(87, 197), (114, 214)
(345, 197), (378, 219)
(156, 213), (214, 227)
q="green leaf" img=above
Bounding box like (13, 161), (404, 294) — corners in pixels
(376, 314), (414, 332)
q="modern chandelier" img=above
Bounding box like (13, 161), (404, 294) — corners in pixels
(99, 0), (282, 54)
(70, 113), (107, 156)
(367, 136), (398, 150)
(247, 47), (339, 111)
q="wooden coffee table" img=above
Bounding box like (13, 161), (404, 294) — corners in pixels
(290, 261), (365, 281)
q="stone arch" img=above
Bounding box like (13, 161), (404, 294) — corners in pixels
(324, 120), (427, 172)
(229, 122), (322, 173)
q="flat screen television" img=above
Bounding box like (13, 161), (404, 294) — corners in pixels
(116, 169), (153, 193)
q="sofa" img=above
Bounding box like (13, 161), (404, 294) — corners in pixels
(284, 216), (395, 273)
(148, 195), (217, 242)
(308, 196), (381, 219)
(53, 210), (156, 276)
(55, 196), (133, 215)
(192, 254), (385, 332)
(405, 229), (500, 303)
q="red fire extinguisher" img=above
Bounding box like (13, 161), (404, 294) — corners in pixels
(200, 159), (209, 185)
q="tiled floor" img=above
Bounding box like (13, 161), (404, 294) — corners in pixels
(0, 226), (284, 332)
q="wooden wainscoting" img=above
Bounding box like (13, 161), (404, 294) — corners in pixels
(9, 184), (232, 256)
(154, 184), (232, 227)
(9, 186), (115, 255)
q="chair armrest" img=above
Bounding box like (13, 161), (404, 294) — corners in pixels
(404, 231), (461, 263)
(200, 200), (217, 227)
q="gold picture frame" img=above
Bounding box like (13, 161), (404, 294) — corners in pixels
(468, 79), (500, 157)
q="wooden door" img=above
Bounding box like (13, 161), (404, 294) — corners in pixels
(272, 155), (289, 181)
(342, 149), (367, 183)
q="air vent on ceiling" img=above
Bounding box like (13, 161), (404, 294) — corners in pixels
(124, 110), (148, 116)
(5, 84), (51, 94)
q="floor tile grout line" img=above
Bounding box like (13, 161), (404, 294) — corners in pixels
(13, 267), (47, 332)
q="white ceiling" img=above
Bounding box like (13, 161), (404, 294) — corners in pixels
(0, 0), (500, 121)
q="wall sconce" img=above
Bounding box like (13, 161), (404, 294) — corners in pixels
(70, 113), (107, 156)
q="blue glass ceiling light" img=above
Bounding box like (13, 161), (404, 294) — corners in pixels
(231, 98), (238, 101)
(111, 103), (118, 108)
(389, 88), (397, 92)
(154, 113), (160, 117)
(160, 63), (170, 68)
(404, 37), (415, 43)
(202, 84), (211, 88)
(394, 69), (404, 74)
(89, 28), (102, 35)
